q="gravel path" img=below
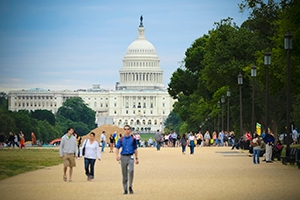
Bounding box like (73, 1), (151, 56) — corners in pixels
(1, 147), (299, 200)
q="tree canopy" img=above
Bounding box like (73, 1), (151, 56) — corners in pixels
(167, 0), (300, 137)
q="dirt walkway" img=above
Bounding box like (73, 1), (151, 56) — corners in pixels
(1, 147), (300, 200)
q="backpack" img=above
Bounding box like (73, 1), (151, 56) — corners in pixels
(120, 135), (137, 147)
(252, 139), (261, 147)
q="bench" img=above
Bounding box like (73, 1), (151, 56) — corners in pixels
(281, 148), (298, 165)
(272, 146), (284, 161)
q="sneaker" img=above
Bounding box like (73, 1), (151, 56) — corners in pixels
(123, 190), (128, 195)
(129, 187), (134, 194)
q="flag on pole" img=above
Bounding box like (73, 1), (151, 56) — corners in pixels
(256, 123), (261, 135)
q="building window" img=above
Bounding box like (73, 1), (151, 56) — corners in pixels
(138, 102), (141, 108)
(150, 103), (153, 108)
(143, 103), (146, 108)
(133, 102), (136, 108)
(133, 110), (135, 114)
(126, 102), (129, 108)
(130, 119), (134, 125)
(124, 120), (128, 125)
(154, 119), (157, 125)
(114, 103), (117, 107)
(162, 103), (165, 107)
(118, 120), (122, 125)
(101, 103), (103, 107)
(148, 120), (152, 125)
(126, 110), (128, 114)
(106, 104), (108, 107)
(94, 102), (97, 107)
(142, 119), (146, 125)
(114, 110), (116, 114)
(151, 110), (153, 114)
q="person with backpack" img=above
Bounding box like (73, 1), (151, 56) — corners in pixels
(252, 134), (261, 164)
(115, 125), (139, 195)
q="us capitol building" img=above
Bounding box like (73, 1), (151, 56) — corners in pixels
(8, 17), (175, 132)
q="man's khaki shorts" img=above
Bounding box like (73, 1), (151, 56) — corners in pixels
(63, 154), (76, 167)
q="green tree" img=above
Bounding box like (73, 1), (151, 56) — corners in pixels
(56, 97), (96, 135)
(164, 111), (183, 134)
(31, 109), (56, 125)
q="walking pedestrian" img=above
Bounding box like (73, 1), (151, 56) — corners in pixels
(109, 134), (115, 153)
(19, 131), (26, 149)
(100, 131), (106, 153)
(115, 125), (139, 194)
(59, 127), (78, 182)
(155, 129), (162, 151)
(134, 132), (141, 147)
(14, 133), (20, 148)
(188, 132), (196, 154)
(8, 132), (14, 148)
(180, 133), (188, 155)
(172, 131), (177, 147)
(80, 132), (101, 181)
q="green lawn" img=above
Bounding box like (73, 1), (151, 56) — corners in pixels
(139, 133), (155, 141)
(0, 148), (62, 181)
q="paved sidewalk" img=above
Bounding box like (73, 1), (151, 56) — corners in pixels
(0, 147), (299, 200)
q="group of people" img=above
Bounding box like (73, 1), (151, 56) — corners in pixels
(1, 131), (26, 149)
(247, 129), (285, 164)
(59, 125), (139, 195)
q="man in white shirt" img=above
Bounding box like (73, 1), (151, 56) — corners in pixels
(100, 131), (106, 153)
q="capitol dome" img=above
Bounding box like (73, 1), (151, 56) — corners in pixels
(117, 16), (164, 91)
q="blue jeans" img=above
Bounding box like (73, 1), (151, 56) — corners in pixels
(156, 142), (161, 150)
(101, 141), (105, 152)
(253, 149), (260, 164)
(84, 158), (96, 179)
(190, 141), (195, 154)
(182, 144), (186, 153)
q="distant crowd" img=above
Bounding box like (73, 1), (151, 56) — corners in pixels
(0, 131), (27, 149)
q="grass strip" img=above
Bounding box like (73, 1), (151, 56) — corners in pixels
(0, 148), (61, 181)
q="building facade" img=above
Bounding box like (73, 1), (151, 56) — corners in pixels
(8, 18), (174, 132)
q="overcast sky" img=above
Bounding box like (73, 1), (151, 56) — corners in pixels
(0, 0), (249, 93)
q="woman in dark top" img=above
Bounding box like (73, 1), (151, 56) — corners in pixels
(180, 133), (188, 155)
(109, 134), (114, 153)
(8, 132), (15, 148)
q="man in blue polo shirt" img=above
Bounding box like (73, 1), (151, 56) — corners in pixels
(115, 125), (139, 194)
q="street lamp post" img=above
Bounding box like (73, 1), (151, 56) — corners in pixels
(217, 101), (220, 132)
(285, 32), (292, 156)
(227, 88), (231, 133)
(251, 65), (257, 137)
(264, 52), (271, 134)
(238, 73), (243, 137)
(221, 95), (225, 131)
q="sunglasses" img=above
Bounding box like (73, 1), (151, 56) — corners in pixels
(124, 128), (130, 130)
